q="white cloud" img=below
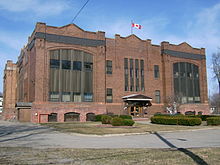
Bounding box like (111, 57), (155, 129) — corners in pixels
(0, 0), (70, 17)
(0, 31), (27, 50)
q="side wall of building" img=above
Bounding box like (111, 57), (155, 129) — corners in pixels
(3, 61), (18, 120)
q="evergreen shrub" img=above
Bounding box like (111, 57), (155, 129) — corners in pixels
(101, 115), (112, 124)
(207, 117), (220, 125)
(119, 115), (132, 119)
(95, 114), (105, 121)
(151, 116), (201, 126)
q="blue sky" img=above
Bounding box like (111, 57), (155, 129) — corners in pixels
(0, 0), (219, 96)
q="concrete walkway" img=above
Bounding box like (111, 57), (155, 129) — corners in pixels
(0, 120), (220, 149)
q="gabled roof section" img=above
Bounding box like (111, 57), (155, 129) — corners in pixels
(58, 23), (87, 33)
(178, 42), (193, 49)
(125, 34), (143, 41)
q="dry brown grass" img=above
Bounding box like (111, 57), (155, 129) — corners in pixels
(0, 147), (220, 165)
(41, 121), (219, 135)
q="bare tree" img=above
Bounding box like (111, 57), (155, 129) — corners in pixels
(164, 94), (183, 114)
(210, 93), (220, 114)
(212, 52), (220, 94)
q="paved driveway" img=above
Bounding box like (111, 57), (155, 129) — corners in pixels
(0, 120), (220, 149)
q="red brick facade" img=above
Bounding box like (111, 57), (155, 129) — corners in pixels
(3, 22), (209, 123)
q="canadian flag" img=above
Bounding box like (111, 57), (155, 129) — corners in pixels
(132, 23), (142, 29)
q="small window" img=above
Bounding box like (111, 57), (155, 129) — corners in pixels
(155, 90), (160, 103)
(106, 88), (113, 103)
(62, 60), (71, 70)
(49, 92), (59, 102)
(84, 62), (93, 71)
(62, 92), (71, 102)
(124, 58), (129, 91)
(106, 60), (112, 74)
(50, 59), (60, 69)
(48, 113), (57, 122)
(84, 93), (93, 102)
(73, 61), (82, 71)
(73, 93), (81, 102)
(154, 65), (159, 78)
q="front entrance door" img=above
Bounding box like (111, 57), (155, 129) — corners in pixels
(129, 106), (143, 117)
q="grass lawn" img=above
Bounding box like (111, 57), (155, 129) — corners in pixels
(0, 147), (219, 165)
(41, 121), (219, 135)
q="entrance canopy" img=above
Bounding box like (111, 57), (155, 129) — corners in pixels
(122, 94), (152, 107)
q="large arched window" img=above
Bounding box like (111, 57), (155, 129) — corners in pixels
(173, 62), (200, 103)
(49, 49), (93, 102)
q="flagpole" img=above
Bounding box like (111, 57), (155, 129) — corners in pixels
(131, 20), (133, 35)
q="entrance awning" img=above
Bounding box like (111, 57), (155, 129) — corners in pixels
(16, 102), (32, 109)
(122, 94), (152, 107)
(122, 94), (152, 101)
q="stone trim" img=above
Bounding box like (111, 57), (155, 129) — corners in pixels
(28, 32), (106, 49)
(163, 49), (205, 60)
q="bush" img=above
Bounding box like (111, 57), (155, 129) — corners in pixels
(111, 117), (124, 126)
(122, 119), (135, 126)
(119, 115), (132, 120)
(178, 118), (201, 126)
(199, 115), (217, 121)
(95, 114), (105, 122)
(111, 117), (135, 126)
(151, 116), (178, 125)
(207, 117), (220, 125)
(101, 115), (112, 124)
(151, 116), (201, 126)
(183, 115), (218, 121)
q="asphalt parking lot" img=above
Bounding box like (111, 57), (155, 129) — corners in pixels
(0, 120), (220, 149)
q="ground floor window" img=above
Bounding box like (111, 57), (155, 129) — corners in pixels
(48, 113), (57, 122)
(64, 112), (80, 122)
(86, 113), (96, 121)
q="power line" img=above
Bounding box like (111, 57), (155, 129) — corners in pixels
(71, 0), (90, 24)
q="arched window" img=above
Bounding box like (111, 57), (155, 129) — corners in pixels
(49, 49), (93, 102)
(173, 62), (200, 103)
(86, 113), (96, 121)
(64, 112), (80, 122)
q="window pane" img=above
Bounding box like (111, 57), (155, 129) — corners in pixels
(140, 60), (144, 91)
(106, 88), (112, 103)
(106, 60), (112, 74)
(73, 61), (82, 71)
(154, 65), (159, 78)
(155, 90), (160, 103)
(50, 92), (59, 102)
(62, 92), (71, 102)
(173, 63), (179, 78)
(50, 59), (60, 69)
(130, 59), (134, 91)
(62, 60), (71, 69)
(84, 93), (93, 102)
(124, 58), (129, 91)
(73, 93), (81, 102)
(84, 62), (93, 71)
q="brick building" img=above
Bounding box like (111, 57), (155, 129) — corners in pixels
(3, 22), (209, 122)
(0, 92), (3, 114)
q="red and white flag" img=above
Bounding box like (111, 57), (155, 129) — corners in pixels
(132, 23), (142, 29)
